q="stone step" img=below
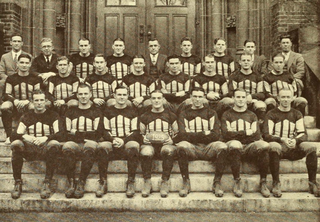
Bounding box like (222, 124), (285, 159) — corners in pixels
(0, 192), (318, 212)
(0, 158), (319, 174)
(306, 129), (320, 141)
(1, 174), (319, 193)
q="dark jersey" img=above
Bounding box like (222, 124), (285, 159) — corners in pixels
(158, 72), (191, 104)
(214, 55), (235, 80)
(11, 109), (64, 142)
(221, 108), (261, 144)
(194, 73), (228, 96)
(176, 106), (220, 144)
(3, 73), (41, 102)
(140, 108), (178, 138)
(122, 73), (156, 99)
(85, 73), (117, 99)
(102, 105), (140, 143)
(47, 74), (79, 102)
(65, 105), (103, 143)
(263, 107), (306, 144)
(106, 54), (132, 83)
(228, 70), (265, 100)
(179, 55), (201, 77)
(69, 53), (95, 79)
(263, 71), (297, 98)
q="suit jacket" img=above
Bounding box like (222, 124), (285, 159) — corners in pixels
(286, 51), (305, 81)
(145, 53), (168, 78)
(30, 53), (59, 76)
(0, 50), (31, 81)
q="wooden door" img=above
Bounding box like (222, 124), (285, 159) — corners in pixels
(96, 0), (196, 56)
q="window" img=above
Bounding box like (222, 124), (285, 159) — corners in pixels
(156, 0), (186, 6)
(106, 0), (136, 6)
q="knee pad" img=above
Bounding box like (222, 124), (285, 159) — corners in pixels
(269, 142), (282, 155)
(228, 140), (242, 150)
(265, 98), (277, 107)
(256, 141), (270, 151)
(253, 101), (266, 111)
(1, 101), (13, 111)
(11, 140), (24, 153)
(160, 145), (176, 157)
(300, 142), (317, 155)
(140, 145), (154, 157)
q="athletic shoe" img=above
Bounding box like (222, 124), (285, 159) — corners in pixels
(65, 178), (76, 198)
(142, 179), (152, 198)
(233, 178), (243, 198)
(74, 180), (85, 199)
(40, 179), (51, 199)
(160, 179), (169, 198)
(309, 181), (320, 197)
(11, 179), (22, 199)
(272, 181), (282, 198)
(179, 178), (191, 197)
(126, 179), (135, 198)
(96, 179), (108, 198)
(260, 179), (270, 198)
(212, 180), (224, 197)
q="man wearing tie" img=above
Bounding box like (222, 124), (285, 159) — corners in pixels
(145, 38), (167, 80)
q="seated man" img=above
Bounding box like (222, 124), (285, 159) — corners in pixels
(62, 83), (103, 199)
(47, 56), (79, 115)
(263, 53), (307, 115)
(263, 89), (319, 197)
(175, 87), (228, 197)
(10, 89), (63, 199)
(178, 37), (201, 78)
(140, 90), (178, 198)
(96, 86), (141, 198)
(85, 54), (117, 108)
(1, 54), (42, 143)
(221, 88), (270, 198)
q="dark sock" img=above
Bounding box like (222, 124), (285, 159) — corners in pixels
(257, 149), (269, 180)
(178, 149), (189, 180)
(45, 146), (59, 180)
(229, 149), (241, 180)
(2, 110), (13, 137)
(141, 156), (153, 180)
(79, 150), (95, 181)
(269, 151), (280, 182)
(306, 152), (317, 182)
(126, 148), (139, 181)
(97, 149), (109, 180)
(64, 151), (77, 180)
(215, 149), (228, 182)
(12, 149), (23, 181)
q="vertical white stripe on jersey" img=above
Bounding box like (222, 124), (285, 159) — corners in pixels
(66, 117), (72, 131)
(140, 122), (146, 135)
(229, 61), (235, 73)
(195, 116), (202, 132)
(221, 82), (228, 95)
(5, 83), (12, 94)
(268, 120), (275, 135)
(201, 118), (209, 131)
(232, 81), (238, 92)
(238, 119), (245, 131)
(185, 80), (191, 92)
(20, 82), (27, 99)
(282, 119), (290, 138)
(184, 118), (190, 132)
(223, 63), (229, 79)
(217, 62), (223, 76)
(16, 122), (27, 135)
(251, 122), (257, 133)
(171, 120), (179, 137)
(53, 120), (59, 133)
(77, 116), (85, 131)
(103, 117), (110, 130)
(94, 117), (100, 131)
(226, 121), (232, 131)
(149, 82), (156, 95)
(296, 118), (305, 134)
(48, 82), (54, 95)
(195, 63), (201, 74)
(209, 116), (215, 130)
(257, 81), (263, 93)
(131, 117), (138, 131)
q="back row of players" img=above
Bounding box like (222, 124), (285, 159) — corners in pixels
(0, 35), (318, 200)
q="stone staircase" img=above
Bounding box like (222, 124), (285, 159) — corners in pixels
(0, 116), (319, 212)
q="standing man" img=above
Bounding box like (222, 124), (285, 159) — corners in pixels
(106, 38), (132, 84)
(62, 83), (103, 199)
(140, 90), (178, 198)
(145, 38), (167, 80)
(263, 89), (319, 197)
(0, 34), (31, 101)
(69, 37), (95, 82)
(30, 38), (58, 84)
(212, 38), (235, 81)
(96, 86), (141, 198)
(178, 37), (201, 77)
(10, 89), (63, 199)
(1, 54), (42, 143)
(175, 87), (228, 197)
(279, 35), (305, 96)
(221, 88), (270, 198)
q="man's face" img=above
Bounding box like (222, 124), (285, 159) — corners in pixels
(33, 94), (46, 113)
(148, 40), (160, 55)
(181, 40), (192, 54)
(114, 88), (129, 106)
(79, 40), (91, 55)
(233, 91), (247, 108)
(204, 56), (216, 72)
(132, 58), (145, 72)
(151, 92), (164, 109)
(10, 36), (23, 52)
(41, 41), (54, 56)
(191, 91), (205, 109)
(94, 57), (106, 72)
(112, 40), (125, 55)
(77, 87), (92, 105)
(278, 90), (293, 109)
(272, 56), (285, 73)
(239, 55), (253, 70)
(244, 42), (256, 55)
(280, 38), (292, 52)
(17, 57), (31, 72)
(168, 58), (181, 74)
(56, 60), (69, 76)
(214, 40), (226, 54)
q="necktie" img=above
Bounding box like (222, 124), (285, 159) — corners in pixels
(45, 56), (50, 66)
(14, 53), (18, 63)
(152, 55), (156, 65)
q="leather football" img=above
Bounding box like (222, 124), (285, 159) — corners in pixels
(146, 131), (169, 144)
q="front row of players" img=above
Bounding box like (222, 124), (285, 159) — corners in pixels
(10, 84), (319, 200)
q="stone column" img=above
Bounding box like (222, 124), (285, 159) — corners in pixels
(236, 0), (249, 53)
(211, 0), (223, 42)
(43, 0), (56, 39)
(69, 0), (81, 53)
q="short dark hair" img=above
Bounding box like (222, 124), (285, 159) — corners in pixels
(57, 56), (69, 63)
(271, 53), (285, 62)
(18, 54), (32, 62)
(239, 53), (252, 60)
(233, 88), (247, 97)
(148, 38), (160, 43)
(11, 33), (23, 41)
(114, 85), (129, 94)
(181, 37), (193, 44)
(280, 34), (292, 42)
(150, 89), (163, 96)
(94, 54), (106, 61)
(204, 53), (215, 61)
(78, 37), (90, 44)
(167, 54), (180, 62)
(244, 40), (256, 46)
(32, 89), (46, 99)
(191, 87), (205, 94)
(214, 38), (226, 45)
(133, 54), (145, 60)
(77, 83), (92, 92)
(113, 37), (125, 44)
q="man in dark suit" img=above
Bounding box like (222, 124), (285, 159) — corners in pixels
(145, 38), (167, 80)
(0, 34), (31, 102)
(30, 38), (59, 85)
